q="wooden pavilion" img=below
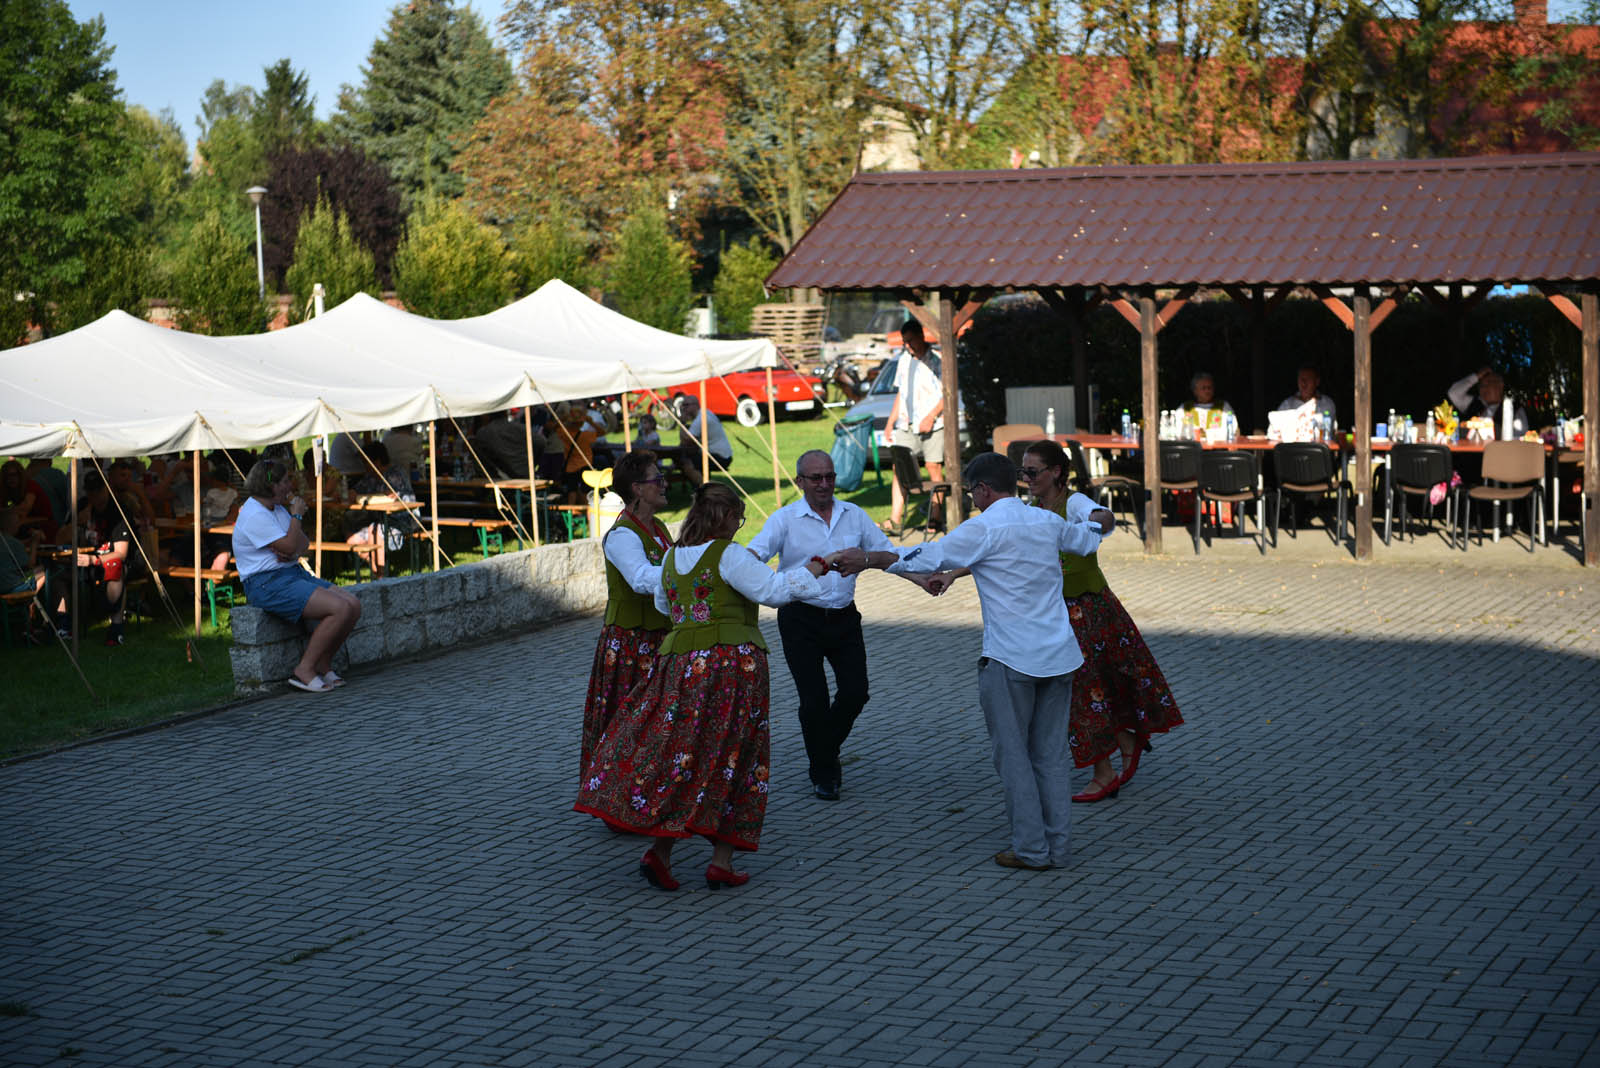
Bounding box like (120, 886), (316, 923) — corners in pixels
(767, 153), (1600, 564)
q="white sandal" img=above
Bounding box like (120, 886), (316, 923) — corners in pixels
(287, 675), (329, 693)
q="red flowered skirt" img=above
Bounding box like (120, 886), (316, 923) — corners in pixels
(574, 641), (771, 850)
(580, 623), (666, 777)
(1065, 588), (1183, 767)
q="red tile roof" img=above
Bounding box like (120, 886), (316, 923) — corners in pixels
(766, 153), (1600, 291)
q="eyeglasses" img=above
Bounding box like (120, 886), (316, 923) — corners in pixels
(1019, 466), (1049, 479)
(799, 472), (837, 483)
(639, 476), (667, 485)
(736, 514), (747, 528)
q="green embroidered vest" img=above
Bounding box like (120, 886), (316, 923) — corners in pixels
(603, 512), (672, 631)
(657, 539), (766, 654)
(1038, 495), (1107, 598)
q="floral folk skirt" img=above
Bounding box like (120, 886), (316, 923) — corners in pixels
(574, 642), (771, 851)
(1065, 588), (1183, 768)
(580, 623), (666, 778)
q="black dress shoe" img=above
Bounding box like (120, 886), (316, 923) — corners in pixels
(813, 781), (840, 801)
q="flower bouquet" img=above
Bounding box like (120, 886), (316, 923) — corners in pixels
(1431, 401), (1458, 443)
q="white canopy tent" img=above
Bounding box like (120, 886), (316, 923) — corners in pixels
(0, 279), (776, 458)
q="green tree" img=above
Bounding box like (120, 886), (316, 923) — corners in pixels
(0, 0), (141, 341)
(335, 0), (514, 208)
(169, 209), (267, 335)
(253, 58), (318, 158)
(392, 199), (514, 318)
(509, 215), (596, 296)
(711, 241), (779, 335)
(882, 0), (1022, 168)
(604, 204), (693, 333)
(283, 196), (379, 322)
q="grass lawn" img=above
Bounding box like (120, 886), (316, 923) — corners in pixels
(0, 409), (901, 759)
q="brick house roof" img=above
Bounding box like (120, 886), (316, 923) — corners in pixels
(766, 152), (1600, 291)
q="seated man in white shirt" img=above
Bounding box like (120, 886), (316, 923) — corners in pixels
(746, 449), (932, 800)
(1448, 366), (1528, 438)
(1276, 365), (1338, 425)
(678, 395), (732, 486)
(852, 452), (1112, 871)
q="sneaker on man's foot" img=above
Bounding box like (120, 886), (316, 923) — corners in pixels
(103, 623), (125, 647)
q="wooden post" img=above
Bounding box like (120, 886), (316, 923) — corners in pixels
(429, 421), (442, 569)
(1584, 290), (1598, 566)
(191, 449), (201, 637)
(69, 457), (79, 656)
(314, 440), (324, 577)
(1353, 291), (1374, 560)
(1140, 294), (1162, 553)
(620, 391), (630, 446)
(699, 379), (710, 484)
(523, 408), (540, 547)
(1067, 291), (1090, 433)
(937, 293), (962, 531)
(1250, 286), (1267, 433)
(766, 366), (781, 507)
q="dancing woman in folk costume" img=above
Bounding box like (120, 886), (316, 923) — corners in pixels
(575, 482), (830, 892)
(1020, 440), (1183, 802)
(580, 450), (674, 776)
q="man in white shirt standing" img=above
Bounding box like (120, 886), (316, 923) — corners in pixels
(873, 452), (1112, 870)
(884, 319), (948, 530)
(747, 449), (927, 800)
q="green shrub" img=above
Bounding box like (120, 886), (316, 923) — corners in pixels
(711, 241), (778, 335)
(393, 199), (514, 318)
(169, 209), (267, 335)
(603, 205), (693, 333)
(509, 217), (594, 297)
(284, 195), (378, 322)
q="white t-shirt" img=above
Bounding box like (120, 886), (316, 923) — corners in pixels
(231, 496), (295, 580)
(893, 350), (945, 433)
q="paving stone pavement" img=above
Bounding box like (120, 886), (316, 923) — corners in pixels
(3, 528), (1598, 1067)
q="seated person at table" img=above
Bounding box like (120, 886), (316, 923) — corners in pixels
(1276, 365), (1337, 424)
(0, 505), (47, 601)
(380, 425), (424, 477)
(633, 413), (661, 448)
(24, 457), (71, 526)
(108, 460), (156, 535)
(343, 442), (414, 578)
(328, 432), (373, 477)
(1181, 371), (1234, 432)
(678, 394), (732, 487)
(1, 459), (58, 542)
(54, 475), (147, 646)
(233, 459), (362, 694)
(556, 403), (598, 504)
(473, 409), (544, 480)
(1447, 367), (1528, 439)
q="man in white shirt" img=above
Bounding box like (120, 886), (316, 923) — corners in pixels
(747, 450), (927, 800)
(878, 452), (1111, 870)
(1275, 365), (1338, 425)
(1448, 366), (1528, 438)
(678, 395), (732, 486)
(884, 319), (948, 529)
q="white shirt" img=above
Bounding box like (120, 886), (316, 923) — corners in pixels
(892, 350), (945, 433)
(232, 497), (295, 580)
(1447, 373), (1528, 437)
(602, 524), (664, 596)
(887, 495), (1107, 677)
(653, 540), (822, 615)
(1276, 392), (1338, 423)
(684, 408), (731, 459)
(746, 498), (895, 609)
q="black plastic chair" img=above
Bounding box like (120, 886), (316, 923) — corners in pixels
(1199, 450), (1270, 554)
(1384, 443), (1456, 548)
(1067, 440), (1145, 539)
(1272, 443), (1348, 545)
(1158, 441), (1203, 552)
(888, 444), (950, 543)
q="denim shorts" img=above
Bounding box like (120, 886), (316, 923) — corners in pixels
(242, 565), (333, 622)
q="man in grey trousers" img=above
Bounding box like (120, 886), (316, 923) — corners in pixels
(875, 451), (1112, 870)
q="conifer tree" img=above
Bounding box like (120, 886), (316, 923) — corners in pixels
(604, 205), (693, 334)
(170, 209), (267, 336)
(392, 199), (514, 318)
(283, 196), (379, 322)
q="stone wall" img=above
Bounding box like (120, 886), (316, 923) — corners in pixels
(229, 540), (606, 693)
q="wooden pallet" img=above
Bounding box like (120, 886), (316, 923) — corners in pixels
(749, 303), (827, 364)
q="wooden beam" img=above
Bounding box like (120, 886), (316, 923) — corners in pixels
(1318, 290), (1354, 330)
(937, 293), (962, 532)
(1110, 297), (1141, 331)
(1534, 284), (1584, 330)
(1353, 291), (1374, 561)
(1584, 290), (1598, 566)
(1140, 294), (1162, 554)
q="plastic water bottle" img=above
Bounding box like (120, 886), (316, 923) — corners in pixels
(1404, 415), (1414, 443)
(1500, 396), (1514, 441)
(1557, 417), (1566, 446)
(1425, 412), (1435, 442)
(1387, 409), (1397, 440)
(1121, 409), (1132, 440)
(1045, 407), (1056, 436)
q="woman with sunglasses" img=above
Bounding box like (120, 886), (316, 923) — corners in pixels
(575, 482), (831, 892)
(1020, 440), (1182, 802)
(579, 450), (675, 777)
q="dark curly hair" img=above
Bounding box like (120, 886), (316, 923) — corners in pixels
(612, 449), (659, 508)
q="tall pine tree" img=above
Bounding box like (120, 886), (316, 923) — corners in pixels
(334, 0), (513, 208)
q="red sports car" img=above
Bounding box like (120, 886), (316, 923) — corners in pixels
(660, 369), (824, 427)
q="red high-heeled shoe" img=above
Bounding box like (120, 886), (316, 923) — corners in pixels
(1115, 734), (1154, 789)
(640, 849), (679, 891)
(1071, 779), (1120, 803)
(705, 864), (750, 890)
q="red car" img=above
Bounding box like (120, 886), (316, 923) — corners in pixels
(660, 369), (824, 427)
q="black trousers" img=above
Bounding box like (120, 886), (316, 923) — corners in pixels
(776, 601), (870, 787)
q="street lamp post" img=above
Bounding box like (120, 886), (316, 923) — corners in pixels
(246, 186), (268, 300)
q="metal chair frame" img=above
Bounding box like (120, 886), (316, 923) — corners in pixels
(1199, 449), (1270, 554)
(1272, 443), (1349, 545)
(1459, 440), (1545, 553)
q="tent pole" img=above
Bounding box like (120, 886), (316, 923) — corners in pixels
(766, 367), (781, 507)
(191, 449), (201, 637)
(700, 380), (710, 484)
(522, 409), (539, 547)
(314, 440), (324, 577)
(620, 390), (631, 447)
(69, 457), (79, 657)
(429, 421), (442, 569)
